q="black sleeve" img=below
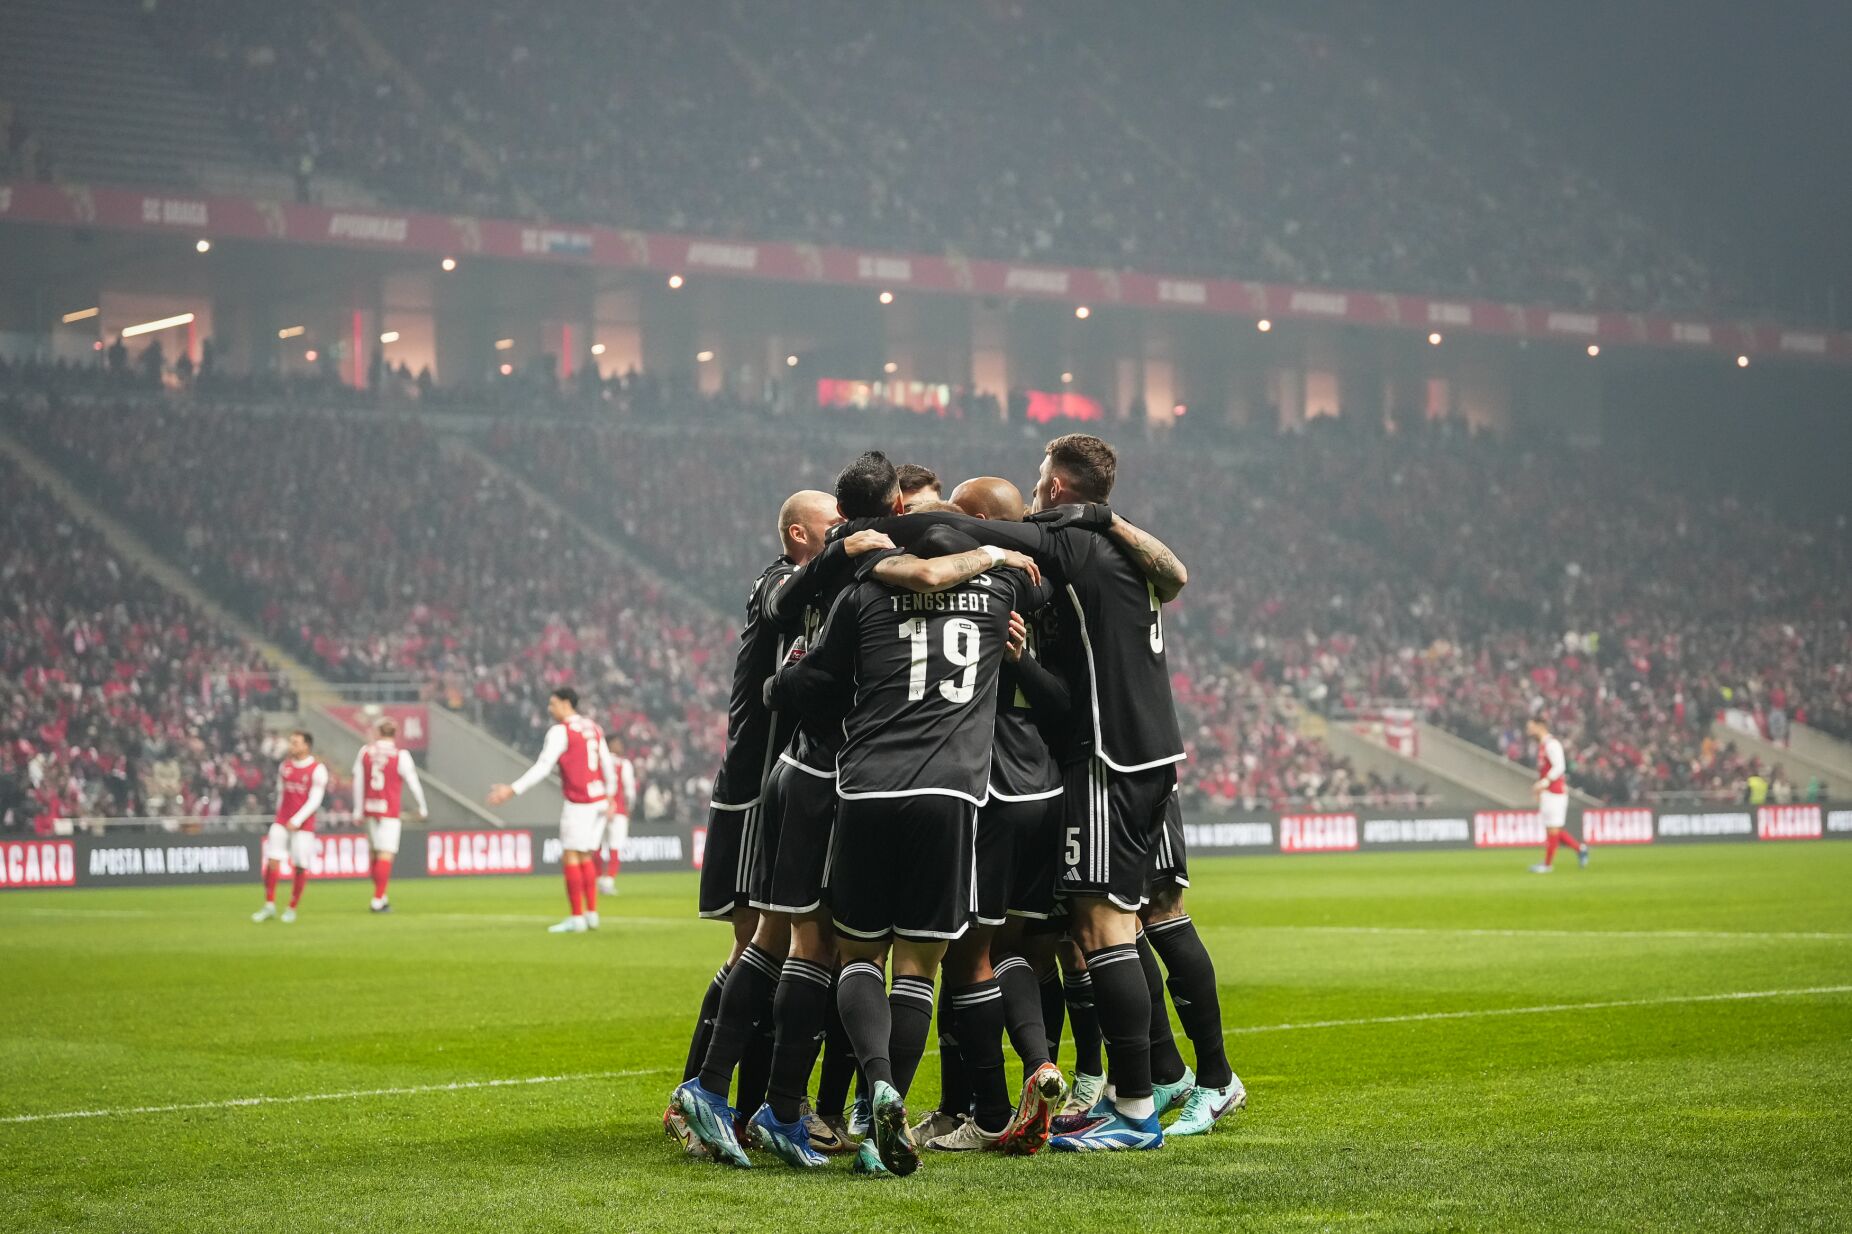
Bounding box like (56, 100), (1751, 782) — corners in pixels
(1007, 646), (1072, 720)
(764, 540), (845, 631)
(766, 585), (859, 721)
(876, 512), (1094, 582)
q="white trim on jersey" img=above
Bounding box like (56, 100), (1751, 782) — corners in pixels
(987, 784), (1063, 803)
(1064, 583), (1188, 774)
(836, 784), (991, 807)
(778, 751), (838, 779)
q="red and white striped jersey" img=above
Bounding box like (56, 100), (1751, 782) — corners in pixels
(276, 757), (328, 831)
(1537, 736), (1567, 795)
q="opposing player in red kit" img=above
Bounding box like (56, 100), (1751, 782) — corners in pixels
(487, 687), (616, 933)
(1528, 713), (1588, 874)
(595, 737), (638, 896)
(253, 730), (327, 924)
(353, 717), (429, 913)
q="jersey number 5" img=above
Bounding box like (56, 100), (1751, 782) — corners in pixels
(900, 617), (982, 704)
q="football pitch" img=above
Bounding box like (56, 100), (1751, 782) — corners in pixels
(3, 845), (1849, 1233)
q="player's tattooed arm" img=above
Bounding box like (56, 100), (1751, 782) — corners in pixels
(871, 546), (1041, 594)
(1107, 514), (1188, 602)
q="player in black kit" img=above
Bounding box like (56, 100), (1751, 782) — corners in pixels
(857, 434), (1198, 1151)
(673, 455), (1039, 1172)
(767, 521), (1034, 1177)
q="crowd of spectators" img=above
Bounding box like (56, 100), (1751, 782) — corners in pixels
(0, 455), (292, 831)
(3, 387), (732, 822)
(130, 0), (1721, 313)
(489, 406), (1849, 806)
(8, 362), (1848, 811)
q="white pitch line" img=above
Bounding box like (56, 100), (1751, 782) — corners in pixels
(1253, 925), (1852, 942)
(5, 985), (1847, 1128)
(1224, 984), (1852, 1036)
(0, 1068), (663, 1125)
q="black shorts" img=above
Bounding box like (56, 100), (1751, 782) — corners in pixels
(975, 794), (1063, 925)
(829, 794), (977, 942)
(1059, 758), (1179, 911)
(1145, 790), (1189, 897)
(749, 758), (839, 915)
(698, 800), (754, 919)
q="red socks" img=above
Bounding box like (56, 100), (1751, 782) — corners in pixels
(372, 856), (392, 901)
(263, 865), (280, 903)
(586, 850), (604, 878)
(578, 861), (598, 912)
(565, 866), (585, 916)
(289, 867), (308, 909)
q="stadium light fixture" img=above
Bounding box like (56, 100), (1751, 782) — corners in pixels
(499, 362), (514, 376)
(195, 238), (212, 254)
(878, 290), (894, 305)
(494, 338), (515, 351)
(696, 350), (715, 363)
(379, 331), (400, 344)
(277, 325), (307, 340)
(1256, 318), (1272, 333)
(786, 354), (799, 367)
(120, 312), (195, 338)
(440, 257), (458, 272)
(61, 307), (100, 324)
(1074, 305), (1091, 319)
(1060, 371), (1073, 384)
(883, 361), (899, 374)
(667, 273), (684, 289)
(1428, 332), (1443, 346)
(1736, 355), (1750, 368)
(304, 350), (319, 363)
(1587, 344), (1600, 357)
(590, 343), (607, 356)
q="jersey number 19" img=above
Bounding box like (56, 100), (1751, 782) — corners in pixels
(899, 617), (981, 704)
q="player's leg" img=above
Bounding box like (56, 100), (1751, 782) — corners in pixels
(1533, 794), (1574, 872)
(553, 803), (603, 931)
(935, 923), (1008, 1146)
(367, 818), (399, 912)
(600, 811), (628, 893)
(284, 829), (314, 921)
(751, 908), (836, 1167)
(1050, 759), (1170, 1151)
(254, 824), (288, 920)
(1056, 939), (1105, 1114)
(1136, 816), (1191, 1105)
(1145, 888), (1245, 1135)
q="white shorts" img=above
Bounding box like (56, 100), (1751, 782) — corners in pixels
(559, 800), (608, 852)
(264, 823), (317, 867)
(1539, 793), (1569, 830)
(601, 812), (630, 852)
(365, 817), (403, 856)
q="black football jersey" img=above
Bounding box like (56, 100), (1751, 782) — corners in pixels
(710, 557), (799, 807)
(763, 539), (859, 775)
(772, 570), (1026, 804)
(990, 581), (1062, 801)
(872, 511), (1186, 773)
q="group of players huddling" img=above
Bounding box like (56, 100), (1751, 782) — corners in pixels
(661, 434), (1245, 1176)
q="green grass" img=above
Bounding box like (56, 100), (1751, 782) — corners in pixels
(3, 844), (1850, 1232)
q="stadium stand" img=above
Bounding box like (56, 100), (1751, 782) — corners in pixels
(81, 0), (1720, 312)
(0, 453), (294, 830)
(6, 360), (1845, 810)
